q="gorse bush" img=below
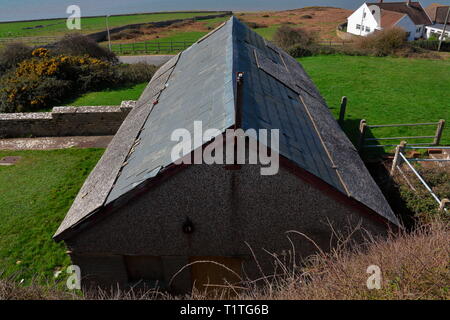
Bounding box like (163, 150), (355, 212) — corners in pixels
(0, 48), (117, 112)
(0, 47), (156, 113)
(115, 63), (158, 84)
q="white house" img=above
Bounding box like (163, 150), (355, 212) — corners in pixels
(425, 24), (450, 40)
(347, 1), (432, 41)
(424, 4), (450, 40)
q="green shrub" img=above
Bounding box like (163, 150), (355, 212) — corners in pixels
(52, 34), (118, 63)
(0, 48), (117, 112)
(273, 25), (315, 50)
(413, 39), (450, 52)
(0, 46), (157, 113)
(287, 44), (314, 57)
(0, 43), (33, 73)
(243, 21), (267, 29)
(355, 27), (408, 56)
(114, 63), (157, 84)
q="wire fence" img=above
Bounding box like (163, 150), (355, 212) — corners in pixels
(390, 144), (450, 212)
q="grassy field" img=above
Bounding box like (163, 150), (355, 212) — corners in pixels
(107, 31), (208, 55)
(299, 55), (450, 150)
(0, 12), (227, 38)
(0, 149), (104, 282)
(1, 55), (449, 284)
(64, 82), (147, 106)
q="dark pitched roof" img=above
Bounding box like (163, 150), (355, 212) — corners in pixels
(367, 2), (432, 25)
(435, 6), (450, 24)
(380, 9), (407, 27)
(54, 17), (399, 240)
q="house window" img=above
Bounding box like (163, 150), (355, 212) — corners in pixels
(356, 24), (361, 30)
(366, 26), (371, 32)
(363, 12), (367, 18)
(416, 27), (421, 32)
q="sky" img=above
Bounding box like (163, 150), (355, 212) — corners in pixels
(0, 0), (450, 22)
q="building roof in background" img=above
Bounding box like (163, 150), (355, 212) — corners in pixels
(435, 5), (450, 24)
(425, 3), (450, 23)
(54, 16), (399, 240)
(367, 2), (432, 25)
(380, 9), (407, 27)
(425, 3), (443, 22)
(426, 23), (450, 30)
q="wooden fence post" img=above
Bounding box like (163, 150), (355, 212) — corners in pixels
(338, 96), (347, 126)
(433, 119), (445, 146)
(390, 141), (407, 177)
(357, 119), (367, 152)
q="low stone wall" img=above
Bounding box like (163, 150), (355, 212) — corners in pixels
(0, 101), (136, 138)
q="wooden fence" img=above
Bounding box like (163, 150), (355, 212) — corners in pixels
(106, 40), (196, 55)
(317, 40), (353, 47)
(358, 119), (446, 151)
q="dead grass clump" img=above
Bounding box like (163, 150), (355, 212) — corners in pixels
(240, 220), (449, 300)
(0, 276), (78, 300)
(110, 28), (144, 41)
(273, 25), (316, 50)
(354, 27), (408, 56)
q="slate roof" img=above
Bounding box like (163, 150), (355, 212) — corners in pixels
(54, 17), (399, 240)
(434, 6), (450, 24)
(380, 9), (407, 27)
(367, 2), (432, 25)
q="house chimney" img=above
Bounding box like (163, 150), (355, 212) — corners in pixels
(379, 0), (383, 3)
(406, 0), (411, 6)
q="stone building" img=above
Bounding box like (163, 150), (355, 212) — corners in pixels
(54, 17), (400, 293)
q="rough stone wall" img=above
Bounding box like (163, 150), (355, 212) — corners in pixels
(65, 160), (388, 292)
(0, 101), (135, 138)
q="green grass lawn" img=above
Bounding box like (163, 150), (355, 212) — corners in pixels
(299, 55), (450, 150)
(0, 149), (104, 282)
(0, 12), (227, 38)
(108, 31), (209, 55)
(64, 82), (147, 106)
(1, 55), (449, 284)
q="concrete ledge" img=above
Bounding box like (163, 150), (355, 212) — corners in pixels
(0, 101), (136, 138)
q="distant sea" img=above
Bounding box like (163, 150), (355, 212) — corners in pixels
(0, 0), (449, 22)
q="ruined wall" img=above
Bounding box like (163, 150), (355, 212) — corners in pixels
(0, 101), (135, 138)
